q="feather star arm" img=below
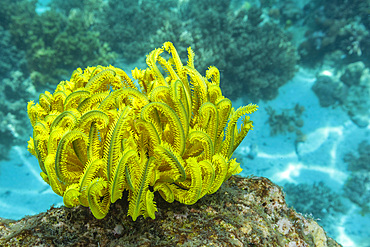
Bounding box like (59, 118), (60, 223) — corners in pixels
(26, 42), (258, 221)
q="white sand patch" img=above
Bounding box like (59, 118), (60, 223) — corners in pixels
(237, 69), (370, 246)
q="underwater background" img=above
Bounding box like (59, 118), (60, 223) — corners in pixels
(0, 0), (369, 246)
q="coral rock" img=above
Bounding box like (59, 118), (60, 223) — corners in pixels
(0, 176), (341, 247)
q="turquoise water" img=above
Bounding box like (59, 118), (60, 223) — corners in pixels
(0, 0), (369, 246)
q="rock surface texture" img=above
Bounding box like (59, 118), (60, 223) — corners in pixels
(0, 176), (341, 247)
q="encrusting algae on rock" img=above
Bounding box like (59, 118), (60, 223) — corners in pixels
(26, 42), (258, 221)
(0, 176), (342, 246)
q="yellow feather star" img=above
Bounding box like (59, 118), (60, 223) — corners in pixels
(27, 42), (258, 221)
